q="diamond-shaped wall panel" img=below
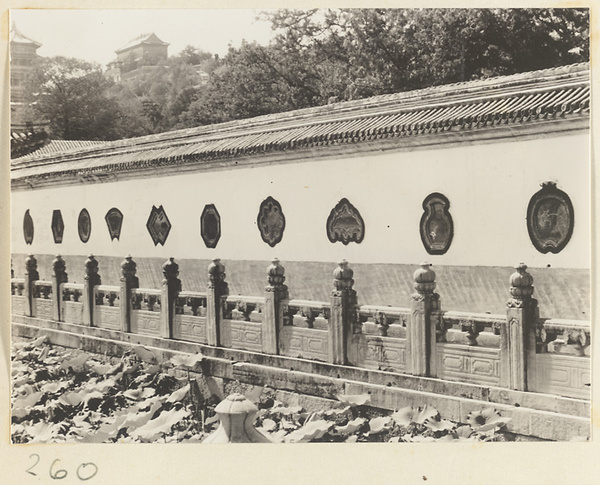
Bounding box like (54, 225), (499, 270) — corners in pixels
(146, 205), (172, 246)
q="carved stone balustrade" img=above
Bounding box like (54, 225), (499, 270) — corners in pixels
(262, 258), (289, 355)
(11, 278), (25, 296)
(131, 288), (162, 312)
(329, 260), (357, 365)
(538, 319), (591, 357)
(24, 254), (39, 317)
(502, 263), (538, 391)
(161, 257), (182, 339)
(33, 280), (53, 299)
(62, 283), (83, 302)
(51, 255), (68, 321)
(120, 255), (139, 333)
(286, 300), (330, 330)
(83, 255), (101, 326)
(95, 285), (120, 307)
(176, 291), (208, 316)
(226, 296), (264, 322)
(207, 259), (229, 347)
(358, 305), (410, 337)
(441, 311), (504, 347)
(409, 262), (439, 376)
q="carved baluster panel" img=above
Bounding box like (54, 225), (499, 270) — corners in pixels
(313, 307), (330, 330)
(460, 319), (481, 346)
(249, 301), (263, 323)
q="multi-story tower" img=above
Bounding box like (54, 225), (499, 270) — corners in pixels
(106, 33), (169, 82)
(10, 22), (42, 130)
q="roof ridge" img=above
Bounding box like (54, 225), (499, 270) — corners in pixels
(11, 62), (590, 165)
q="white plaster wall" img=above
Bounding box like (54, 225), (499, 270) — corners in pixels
(11, 132), (590, 269)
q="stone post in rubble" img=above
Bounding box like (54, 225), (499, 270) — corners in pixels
(502, 263), (538, 391)
(206, 258), (228, 347)
(263, 258), (289, 355)
(160, 257), (181, 339)
(83, 255), (101, 326)
(120, 255), (139, 333)
(408, 262), (439, 377)
(24, 254), (39, 317)
(51, 255), (68, 321)
(329, 260), (357, 365)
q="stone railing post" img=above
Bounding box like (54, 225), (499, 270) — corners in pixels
(206, 258), (229, 347)
(51, 255), (68, 321)
(502, 263), (538, 391)
(83, 255), (101, 326)
(329, 260), (357, 365)
(263, 258), (289, 355)
(160, 257), (181, 339)
(202, 393), (273, 443)
(408, 262), (439, 376)
(24, 254), (39, 317)
(120, 256), (139, 333)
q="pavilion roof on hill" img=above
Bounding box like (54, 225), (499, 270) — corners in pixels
(115, 32), (169, 54)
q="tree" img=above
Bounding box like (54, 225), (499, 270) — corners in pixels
(25, 56), (123, 140)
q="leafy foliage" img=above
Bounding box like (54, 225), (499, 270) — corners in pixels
(11, 337), (516, 443)
(19, 9), (588, 142)
(24, 57), (123, 141)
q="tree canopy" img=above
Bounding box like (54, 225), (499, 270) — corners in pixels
(24, 57), (123, 140)
(21, 8), (589, 141)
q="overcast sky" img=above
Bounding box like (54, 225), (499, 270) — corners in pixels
(11, 9), (277, 67)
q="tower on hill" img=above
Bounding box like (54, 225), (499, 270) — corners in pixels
(106, 33), (169, 82)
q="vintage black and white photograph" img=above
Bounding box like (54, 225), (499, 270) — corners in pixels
(7, 5), (592, 456)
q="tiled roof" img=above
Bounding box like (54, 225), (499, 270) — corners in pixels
(11, 63), (590, 185)
(10, 23), (41, 47)
(115, 33), (169, 54)
(19, 140), (107, 158)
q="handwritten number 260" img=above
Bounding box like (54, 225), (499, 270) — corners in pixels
(27, 455), (98, 481)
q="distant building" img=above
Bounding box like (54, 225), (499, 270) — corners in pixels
(106, 33), (169, 82)
(10, 23), (42, 131)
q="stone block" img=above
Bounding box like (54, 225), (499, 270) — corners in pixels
(529, 411), (590, 441)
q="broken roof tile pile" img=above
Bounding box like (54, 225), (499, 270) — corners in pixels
(11, 63), (589, 187)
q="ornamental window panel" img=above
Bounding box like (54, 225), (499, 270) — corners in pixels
(23, 209), (34, 245)
(527, 182), (574, 254)
(105, 207), (123, 241)
(78, 208), (92, 243)
(326, 198), (365, 245)
(146, 205), (172, 246)
(257, 196), (285, 247)
(51, 209), (64, 244)
(200, 204), (221, 249)
(419, 193), (453, 255)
